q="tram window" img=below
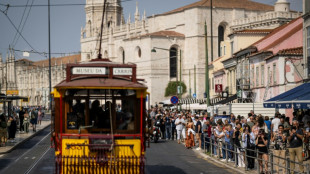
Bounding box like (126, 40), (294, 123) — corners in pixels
(116, 99), (135, 131)
(67, 99), (86, 129)
(89, 99), (111, 129)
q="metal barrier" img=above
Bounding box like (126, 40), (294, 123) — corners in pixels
(203, 137), (310, 174)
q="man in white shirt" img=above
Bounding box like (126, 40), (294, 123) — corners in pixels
(271, 114), (281, 133)
(175, 114), (185, 144)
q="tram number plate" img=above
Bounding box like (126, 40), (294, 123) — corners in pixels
(67, 113), (78, 129)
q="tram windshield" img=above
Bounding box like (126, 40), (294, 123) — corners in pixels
(64, 89), (137, 133)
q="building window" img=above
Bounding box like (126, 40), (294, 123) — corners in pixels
(268, 66), (271, 85)
(104, 51), (108, 58)
(273, 63), (277, 84)
(261, 64), (264, 86)
(251, 66), (254, 88)
(122, 50), (125, 64)
(169, 47), (177, 78)
(135, 46), (142, 59)
(218, 25), (224, 59)
(230, 41), (234, 56)
(256, 66), (259, 87)
(212, 78), (214, 89)
(223, 46), (226, 56)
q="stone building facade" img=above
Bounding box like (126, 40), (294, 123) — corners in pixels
(81, 0), (301, 105)
(0, 53), (81, 108)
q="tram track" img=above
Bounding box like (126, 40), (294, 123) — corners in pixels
(0, 127), (52, 174)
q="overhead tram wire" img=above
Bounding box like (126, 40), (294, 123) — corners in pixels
(0, 0), (133, 8)
(0, 9), (46, 58)
(11, 0), (31, 47)
(12, 0), (36, 48)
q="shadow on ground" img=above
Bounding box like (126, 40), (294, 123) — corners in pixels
(146, 165), (187, 174)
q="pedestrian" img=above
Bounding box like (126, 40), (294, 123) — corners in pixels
(256, 129), (268, 174)
(202, 119), (211, 151)
(272, 125), (287, 174)
(38, 109), (43, 125)
(185, 117), (195, 149)
(175, 114), (185, 144)
(214, 125), (225, 157)
(287, 121), (304, 173)
(19, 108), (25, 133)
(23, 111), (30, 133)
(233, 123), (245, 167)
(7, 116), (17, 142)
(242, 124), (255, 169)
(271, 113), (281, 134)
(195, 116), (202, 150)
(171, 114), (176, 140)
(0, 114), (8, 147)
(30, 109), (38, 132)
(222, 124), (234, 162)
(164, 114), (171, 140)
(182, 115), (187, 142)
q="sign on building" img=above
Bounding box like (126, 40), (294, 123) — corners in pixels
(7, 90), (19, 95)
(215, 84), (223, 93)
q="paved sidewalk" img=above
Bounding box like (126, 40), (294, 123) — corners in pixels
(0, 115), (51, 154)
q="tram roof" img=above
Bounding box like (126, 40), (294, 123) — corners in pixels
(55, 77), (147, 89)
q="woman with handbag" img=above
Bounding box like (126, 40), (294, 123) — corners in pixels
(242, 124), (256, 169)
(271, 125), (286, 174)
(256, 129), (269, 174)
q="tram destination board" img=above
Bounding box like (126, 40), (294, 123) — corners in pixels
(170, 96), (179, 105)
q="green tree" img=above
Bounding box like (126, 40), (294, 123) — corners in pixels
(165, 81), (187, 97)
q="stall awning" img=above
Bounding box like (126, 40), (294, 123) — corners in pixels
(263, 83), (310, 109)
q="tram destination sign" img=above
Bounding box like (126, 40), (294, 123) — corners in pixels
(113, 68), (132, 75)
(72, 67), (107, 75)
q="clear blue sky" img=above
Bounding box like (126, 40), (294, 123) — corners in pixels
(0, 0), (302, 61)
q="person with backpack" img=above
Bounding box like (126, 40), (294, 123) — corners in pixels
(0, 114), (8, 146)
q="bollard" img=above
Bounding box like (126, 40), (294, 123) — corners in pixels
(257, 148), (260, 174)
(234, 146), (238, 168)
(210, 139), (213, 157)
(269, 152), (273, 174)
(204, 137), (206, 153)
(306, 163), (310, 174)
(286, 157), (290, 174)
(245, 148), (248, 171)
(226, 143), (228, 163)
(217, 140), (220, 160)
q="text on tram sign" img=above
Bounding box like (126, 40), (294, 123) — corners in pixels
(72, 67), (107, 75)
(113, 68), (132, 75)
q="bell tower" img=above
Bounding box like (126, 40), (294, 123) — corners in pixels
(274, 0), (290, 12)
(85, 0), (124, 37)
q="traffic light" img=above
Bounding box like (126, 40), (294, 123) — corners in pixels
(204, 92), (207, 98)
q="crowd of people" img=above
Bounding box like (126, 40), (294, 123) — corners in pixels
(0, 106), (45, 147)
(148, 107), (310, 174)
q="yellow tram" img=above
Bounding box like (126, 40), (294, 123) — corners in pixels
(51, 58), (147, 173)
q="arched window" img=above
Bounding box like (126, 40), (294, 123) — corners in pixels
(119, 47), (125, 64)
(170, 47), (177, 78)
(88, 20), (92, 37)
(218, 25), (224, 57)
(122, 50), (125, 64)
(135, 46), (142, 59)
(104, 51), (108, 58)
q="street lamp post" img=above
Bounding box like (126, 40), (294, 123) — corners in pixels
(205, 22), (210, 106)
